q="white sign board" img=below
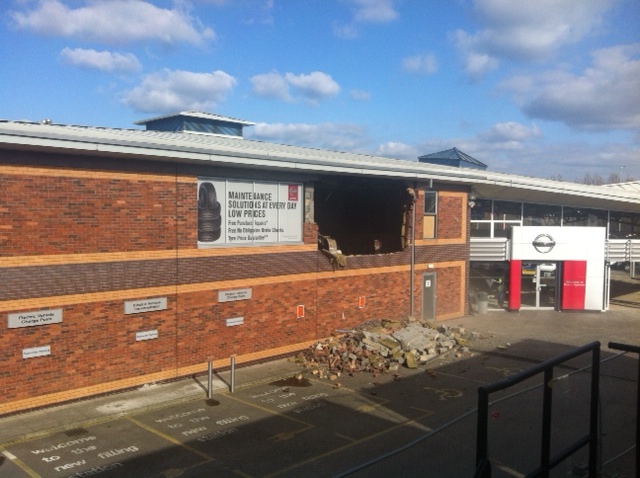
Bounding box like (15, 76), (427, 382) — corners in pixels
(218, 288), (252, 303)
(197, 179), (302, 245)
(136, 330), (159, 341)
(23, 345), (51, 359)
(125, 298), (167, 315)
(226, 317), (244, 327)
(8, 309), (62, 329)
(511, 226), (606, 310)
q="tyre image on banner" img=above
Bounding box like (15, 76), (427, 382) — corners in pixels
(198, 182), (222, 242)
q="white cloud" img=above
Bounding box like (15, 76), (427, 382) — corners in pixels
(452, 0), (613, 79)
(350, 89), (371, 101)
(241, 0), (274, 25)
(11, 0), (215, 46)
(375, 142), (418, 159)
(349, 0), (399, 23)
(285, 72), (341, 102)
(334, 0), (398, 38)
(250, 72), (291, 101)
(332, 22), (359, 40)
(402, 53), (438, 75)
(251, 71), (340, 103)
(251, 122), (371, 151)
(512, 44), (640, 131)
(479, 122), (542, 143)
(122, 69), (236, 113)
(60, 48), (141, 74)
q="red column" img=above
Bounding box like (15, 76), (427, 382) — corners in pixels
(509, 260), (521, 310)
(562, 260), (587, 310)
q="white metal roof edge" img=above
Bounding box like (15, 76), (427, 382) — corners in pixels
(0, 120), (638, 206)
(133, 111), (255, 126)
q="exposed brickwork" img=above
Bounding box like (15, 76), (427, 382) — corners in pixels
(0, 151), (470, 412)
(303, 221), (319, 245)
(438, 194), (464, 239)
(415, 189), (468, 241)
(315, 271), (411, 336)
(434, 265), (463, 316)
(0, 163), (180, 256)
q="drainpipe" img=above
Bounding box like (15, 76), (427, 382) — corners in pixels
(410, 183), (417, 317)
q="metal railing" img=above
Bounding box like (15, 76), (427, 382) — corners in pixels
(475, 342), (601, 478)
(608, 342), (640, 474)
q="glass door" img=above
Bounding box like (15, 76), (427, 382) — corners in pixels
(521, 262), (557, 309)
(536, 263), (557, 308)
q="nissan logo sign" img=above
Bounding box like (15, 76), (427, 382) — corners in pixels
(532, 234), (556, 254)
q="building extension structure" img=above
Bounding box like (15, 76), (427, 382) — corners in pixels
(1, 112), (638, 414)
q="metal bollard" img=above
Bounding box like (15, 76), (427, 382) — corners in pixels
(230, 355), (236, 393)
(207, 359), (214, 399)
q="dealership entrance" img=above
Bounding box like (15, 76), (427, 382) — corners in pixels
(520, 262), (558, 309)
(507, 227), (605, 312)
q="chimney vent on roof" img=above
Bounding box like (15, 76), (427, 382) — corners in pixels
(134, 111), (254, 139)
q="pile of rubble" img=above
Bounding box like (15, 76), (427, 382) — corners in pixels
(295, 319), (479, 380)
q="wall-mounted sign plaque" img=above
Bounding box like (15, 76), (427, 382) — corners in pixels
(226, 317), (244, 327)
(125, 298), (167, 315)
(8, 309), (62, 329)
(23, 345), (51, 359)
(218, 289), (252, 303)
(136, 330), (159, 341)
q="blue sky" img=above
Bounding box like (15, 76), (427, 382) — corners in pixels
(2, 0), (639, 181)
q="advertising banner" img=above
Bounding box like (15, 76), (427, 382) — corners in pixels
(198, 179), (302, 246)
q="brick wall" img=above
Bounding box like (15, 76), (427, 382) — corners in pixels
(0, 152), (470, 413)
(438, 194), (464, 239)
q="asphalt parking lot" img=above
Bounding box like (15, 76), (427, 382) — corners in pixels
(1, 275), (638, 477)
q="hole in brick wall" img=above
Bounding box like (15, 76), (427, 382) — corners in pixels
(314, 178), (411, 256)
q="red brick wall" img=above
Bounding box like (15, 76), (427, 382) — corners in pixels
(438, 194), (464, 239)
(0, 164), (181, 255)
(0, 153), (469, 412)
(2, 300), (178, 401)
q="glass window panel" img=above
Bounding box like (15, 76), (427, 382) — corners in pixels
(493, 201), (521, 221)
(563, 207), (608, 228)
(609, 212), (640, 239)
(471, 199), (491, 220)
(470, 222), (491, 237)
(423, 191), (437, 215)
(493, 222), (518, 238)
(523, 203), (561, 226)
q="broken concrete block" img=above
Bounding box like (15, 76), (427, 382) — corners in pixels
(393, 324), (432, 352)
(456, 337), (469, 347)
(377, 336), (402, 354)
(405, 352), (418, 368)
(382, 319), (402, 329)
(439, 339), (456, 349)
(361, 337), (388, 355)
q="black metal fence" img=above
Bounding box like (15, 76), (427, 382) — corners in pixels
(475, 342), (601, 478)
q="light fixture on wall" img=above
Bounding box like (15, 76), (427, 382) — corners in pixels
(468, 195), (476, 208)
